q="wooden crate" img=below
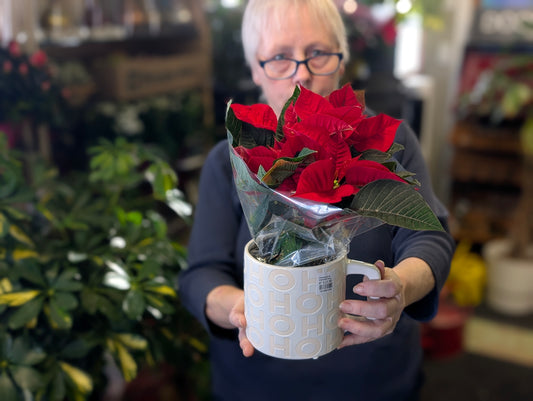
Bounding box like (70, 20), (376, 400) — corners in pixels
(92, 52), (209, 101)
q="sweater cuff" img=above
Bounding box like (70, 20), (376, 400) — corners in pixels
(404, 285), (439, 322)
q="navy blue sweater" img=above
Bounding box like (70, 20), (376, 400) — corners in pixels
(179, 122), (455, 401)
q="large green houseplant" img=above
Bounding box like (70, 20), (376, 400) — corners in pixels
(0, 38), (209, 400)
(0, 132), (208, 400)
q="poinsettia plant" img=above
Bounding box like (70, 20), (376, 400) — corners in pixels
(227, 84), (443, 266)
(0, 41), (65, 125)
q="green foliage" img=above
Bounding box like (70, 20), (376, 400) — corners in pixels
(350, 179), (443, 231)
(458, 55), (533, 125)
(0, 133), (207, 401)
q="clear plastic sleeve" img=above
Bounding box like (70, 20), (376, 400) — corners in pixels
(229, 142), (383, 267)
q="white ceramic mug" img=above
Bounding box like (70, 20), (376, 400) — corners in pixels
(243, 239), (381, 360)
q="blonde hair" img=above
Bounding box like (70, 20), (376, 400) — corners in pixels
(241, 0), (349, 67)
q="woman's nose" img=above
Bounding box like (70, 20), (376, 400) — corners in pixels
(291, 61), (312, 85)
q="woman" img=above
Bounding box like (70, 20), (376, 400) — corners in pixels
(179, 1), (455, 400)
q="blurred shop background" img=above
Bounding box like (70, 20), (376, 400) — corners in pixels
(0, 0), (531, 400)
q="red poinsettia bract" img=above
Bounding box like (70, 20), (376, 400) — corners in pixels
(230, 84), (406, 205)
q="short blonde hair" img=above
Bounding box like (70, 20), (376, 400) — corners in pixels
(241, 0), (349, 67)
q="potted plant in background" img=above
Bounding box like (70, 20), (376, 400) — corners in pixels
(0, 132), (209, 401)
(0, 40), (67, 161)
(457, 55), (533, 316)
(0, 41), (209, 401)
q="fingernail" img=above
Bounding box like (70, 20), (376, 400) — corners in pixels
(353, 285), (364, 294)
(339, 301), (347, 311)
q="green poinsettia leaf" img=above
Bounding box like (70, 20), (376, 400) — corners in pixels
(388, 142), (404, 155)
(226, 101), (242, 147)
(8, 296), (44, 330)
(359, 149), (391, 163)
(350, 180), (444, 231)
(262, 147), (317, 187)
(242, 125), (275, 149)
(228, 141), (269, 196)
(262, 160), (299, 188)
(0, 372), (18, 401)
(276, 86), (300, 141)
(395, 170), (420, 186)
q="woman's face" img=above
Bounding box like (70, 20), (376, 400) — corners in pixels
(251, 5), (345, 117)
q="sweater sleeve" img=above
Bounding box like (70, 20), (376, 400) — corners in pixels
(178, 140), (244, 333)
(392, 123), (456, 321)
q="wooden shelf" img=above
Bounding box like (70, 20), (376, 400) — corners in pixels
(42, 0), (214, 126)
(450, 185), (520, 243)
(450, 120), (521, 155)
(449, 119), (524, 243)
(451, 149), (522, 187)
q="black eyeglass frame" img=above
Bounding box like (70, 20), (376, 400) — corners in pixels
(258, 52), (344, 80)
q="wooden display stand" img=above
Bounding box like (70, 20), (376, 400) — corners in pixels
(448, 1), (532, 244)
(40, 0), (214, 127)
(449, 120), (522, 243)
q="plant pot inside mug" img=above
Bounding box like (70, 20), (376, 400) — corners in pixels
(243, 239), (380, 360)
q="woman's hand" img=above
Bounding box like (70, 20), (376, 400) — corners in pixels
(337, 260), (406, 348)
(206, 285), (255, 357)
(228, 293), (255, 357)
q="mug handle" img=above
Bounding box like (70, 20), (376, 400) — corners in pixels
(346, 259), (381, 283)
(345, 259), (382, 319)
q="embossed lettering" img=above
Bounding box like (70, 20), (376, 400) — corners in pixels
(269, 334), (290, 358)
(296, 293), (322, 314)
(301, 269), (318, 292)
(325, 308), (339, 330)
(247, 283), (264, 307)
(248, 263), (264, 286)
(269, 291), (291, 314)
(269, 315), (296, 336)
(269, 270), (296, 291)
(247, 307), (265, 330)
(296, 338), (321, 358)
(302, 314), (324, 336)
(247, 326), (264, 348)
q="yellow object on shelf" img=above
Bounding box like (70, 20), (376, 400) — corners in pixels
(447, 241), (487, 307)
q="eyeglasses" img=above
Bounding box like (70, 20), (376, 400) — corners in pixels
(258, 52), (343, 80)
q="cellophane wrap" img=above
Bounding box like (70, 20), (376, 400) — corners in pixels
(229, 139), (383, 267)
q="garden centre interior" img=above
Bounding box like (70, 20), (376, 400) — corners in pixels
(0, 0), (531, 400)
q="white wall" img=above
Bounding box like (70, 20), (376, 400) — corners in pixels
(398, 0), (476, 204)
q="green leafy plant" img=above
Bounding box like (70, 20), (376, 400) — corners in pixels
(0, 132), (207, 401)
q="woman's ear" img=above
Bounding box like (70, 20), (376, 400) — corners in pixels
(339, 62), (346, 78)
